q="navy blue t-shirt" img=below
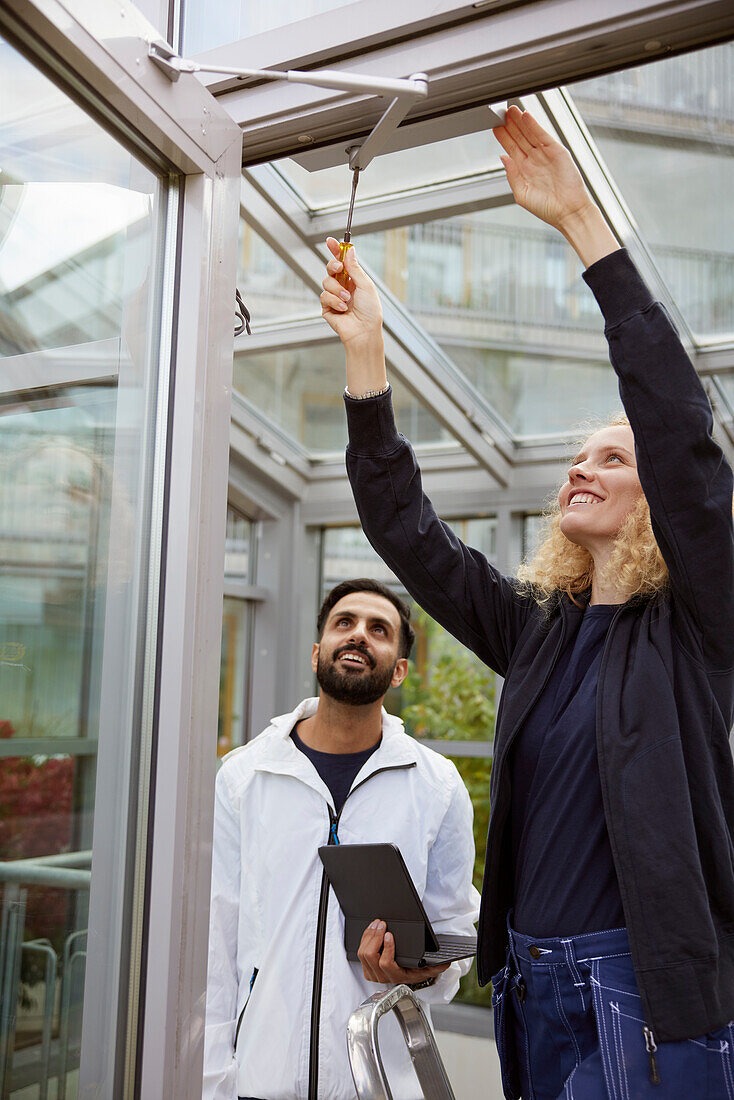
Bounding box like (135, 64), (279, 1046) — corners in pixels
(291, 726), (380, 814)
(510, 604), (625, 938)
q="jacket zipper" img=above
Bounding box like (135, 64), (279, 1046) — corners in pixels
(307, 762), (417, 1100)
(234, 966), (259, 1051)
(643, 1025), (661, 1084)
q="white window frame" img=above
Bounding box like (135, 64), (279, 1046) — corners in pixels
(0, 2), (241, 1098)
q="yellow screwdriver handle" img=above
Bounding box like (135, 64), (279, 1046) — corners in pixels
(336, 241), (353, 289)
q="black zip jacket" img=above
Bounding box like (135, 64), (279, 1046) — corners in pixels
(344, 248), (734, 1042)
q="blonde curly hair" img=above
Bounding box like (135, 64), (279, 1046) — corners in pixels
(517, 414), (669, 607)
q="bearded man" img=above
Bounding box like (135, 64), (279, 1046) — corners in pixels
(203, 578), (479, 1100)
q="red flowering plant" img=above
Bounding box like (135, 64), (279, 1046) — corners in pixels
(0, 720), (76, 952)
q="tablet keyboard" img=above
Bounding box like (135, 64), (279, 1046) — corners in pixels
(424, 941), (476, 962)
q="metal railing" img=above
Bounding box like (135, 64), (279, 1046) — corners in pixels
(571, 43), (734, 123)
(347, 984), (456, 1100)
(399, 222), (734, 338)
(0, 852), (91, 1099)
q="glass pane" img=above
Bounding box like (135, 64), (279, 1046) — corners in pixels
(569, 43), (734, 342)
(233, 342), (454, 451)
(717, 374), (734, 409)
(183, 0), (359, 55)
(225, 507), (254, 579)
(359, 209), (618, 437)
(322, 524), (497, 742)
(322, 524), (398, 588)
(218, 597), (250, 756)
(443, 343), (619, 437)
(0, 31), (165, 1099)
(522, 513), (546, 561)
(360, 209), (602, 329)
(238, 222), (317, 325)
(278, 132), (504, 211)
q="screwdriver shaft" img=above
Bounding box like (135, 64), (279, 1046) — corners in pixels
(337, 167), (361, 287)
(343, 166), (360, 243)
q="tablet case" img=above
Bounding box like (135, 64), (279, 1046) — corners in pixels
(318, 842), (441, 968)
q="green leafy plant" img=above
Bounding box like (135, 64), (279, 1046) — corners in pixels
(392, 608), (496, 1007)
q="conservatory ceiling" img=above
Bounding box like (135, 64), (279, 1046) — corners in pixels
(223, 36), (734, 488)
(7, 5), (730, 498)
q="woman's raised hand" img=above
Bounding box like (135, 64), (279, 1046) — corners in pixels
(321, 238), (383, 349)
(493, 106), (593, 230)
(494, 106), (619, 268)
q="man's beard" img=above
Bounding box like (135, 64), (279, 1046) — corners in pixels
(316, 645), (396, 706)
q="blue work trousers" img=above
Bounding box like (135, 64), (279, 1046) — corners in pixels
(491, 925), (734, 1099)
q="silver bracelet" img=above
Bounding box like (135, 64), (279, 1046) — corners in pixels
(344, 384), (389, 400)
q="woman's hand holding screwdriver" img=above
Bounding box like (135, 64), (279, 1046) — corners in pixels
(321, 236), (387, 396)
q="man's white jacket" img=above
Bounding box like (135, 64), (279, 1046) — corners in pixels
(203, 698), (480, 1100)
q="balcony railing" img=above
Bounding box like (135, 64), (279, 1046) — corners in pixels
(570, 44), (734, 124)
(365, 222), (734, 340)
(238, 218), (734, 343)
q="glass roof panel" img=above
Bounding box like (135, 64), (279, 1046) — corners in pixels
(233, 341), (455, 454)
(715, 374), (734, 423)
(237, 222), (317, 324)
(358, 205), (618, 437)
(276, 130), (504, 211)
(443, 345), (619, 438)
(233, 39), (733, 453)
(569, 43), (734, 343)
(183, 0), (359, 56)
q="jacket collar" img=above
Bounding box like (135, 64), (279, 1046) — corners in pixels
(252, 697), (420, 806)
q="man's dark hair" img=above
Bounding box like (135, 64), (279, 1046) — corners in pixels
(317, 578), (415, 659)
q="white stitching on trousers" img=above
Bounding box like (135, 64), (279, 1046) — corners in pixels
(589, 975), (641, 1000)
(720, 1038), (734, 1100)
(564, 1061), (579, 1099)
(610, 1004), (630, 1100)
(591, 960), (619, 1100)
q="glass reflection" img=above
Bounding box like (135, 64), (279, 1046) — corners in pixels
(359, 207), (617, 437)
(219, 597), (249, 756)
(225, 508), (254, 579)
(278, 131), (504, 210)
(0, 29), (161, 1100)
(237, 223), (316, 325)
(443, 344), (618, 437)
(569, 43), (734, 341)
(183, 0), (359, 55)
(233, 342), (453, 451)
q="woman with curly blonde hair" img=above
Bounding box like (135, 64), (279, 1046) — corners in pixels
(519, 414), (669, 607)
(323, 107), (734, 1098)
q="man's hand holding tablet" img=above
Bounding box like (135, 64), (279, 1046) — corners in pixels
(357, 919), (451, 985)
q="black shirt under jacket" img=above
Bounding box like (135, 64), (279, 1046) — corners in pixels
(290, 726), (380, 814)
(510, 603), (624, 938)
(343, 249), (734, 1043)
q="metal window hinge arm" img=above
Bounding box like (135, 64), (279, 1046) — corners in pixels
(147, 41), (428, 171)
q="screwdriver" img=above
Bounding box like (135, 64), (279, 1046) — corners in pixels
(336, 166), (360, 289)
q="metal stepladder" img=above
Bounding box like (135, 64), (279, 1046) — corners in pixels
(347, 984), (456, 1100)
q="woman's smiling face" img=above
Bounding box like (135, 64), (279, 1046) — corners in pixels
(558, 425), (643, 553)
